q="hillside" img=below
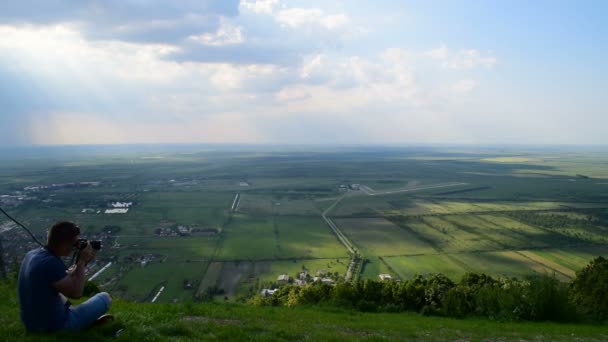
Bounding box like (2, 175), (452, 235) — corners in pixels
(1, 281), (607, 341)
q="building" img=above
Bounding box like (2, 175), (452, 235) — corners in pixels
(277, 274), (290, 284)
(298, 271), (308, 280)
(321, 278), (335, 285)
(177, 225), (190, 235)
(379, 274), (392, 281)
(111, 202), (133, 208)
(261, 289), (277, 297)
(294, 279), (306, 286)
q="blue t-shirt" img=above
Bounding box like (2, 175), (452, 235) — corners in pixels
(18, 248), (69, 332)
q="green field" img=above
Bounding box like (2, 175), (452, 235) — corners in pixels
(335, 218), (436, 256)
(2, 279), (608, 341)
(2, 145), (608, 301)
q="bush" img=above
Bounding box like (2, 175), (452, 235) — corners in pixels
(526, 274), (575, 322)
(249, 257), (607, 323)
(570, 256), (608, 321)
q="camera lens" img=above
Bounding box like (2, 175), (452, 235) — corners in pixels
(90, 240), (102, 250)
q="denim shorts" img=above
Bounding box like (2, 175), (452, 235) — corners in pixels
(63, 292), (111, 331)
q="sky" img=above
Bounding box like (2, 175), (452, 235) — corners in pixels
(0, 0), (607, 146)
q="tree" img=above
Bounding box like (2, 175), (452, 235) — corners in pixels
(571, 256), (608, 321)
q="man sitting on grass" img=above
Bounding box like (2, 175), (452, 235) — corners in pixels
(18, 221), (113, 332)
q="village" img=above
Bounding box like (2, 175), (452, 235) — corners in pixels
(260, 270), (395, 296)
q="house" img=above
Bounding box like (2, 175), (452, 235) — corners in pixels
(111, 202), (133, 208)
(277, 274), (290, 284)
(321, 278), (334, 285)
(261, 289), (277, 297)
(379, 274), (392, 281)
(298, 271), (308, 280)
(316, 269), (326, 276)
(294, 279), (306, 286)
(177, 225), (190, 235)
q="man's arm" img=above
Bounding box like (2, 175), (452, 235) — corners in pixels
(53, 245), (94, 299)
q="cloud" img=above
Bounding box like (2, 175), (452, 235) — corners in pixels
(2, 3), (551, 146)
(0, 1), (239, 26)
(426, 46), (497, 69)
(239, 0), (279, 15)
(0, 20), (501, 145)
(451, 79), (477, 94)
(275, 8), (350, 30)
(426, 45), (449, 60)
(188, 19), (244, 46)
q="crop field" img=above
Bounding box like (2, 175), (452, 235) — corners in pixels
(335, 218), (436, 256)
(382, 255), (468, 280)
(114, 262), (206, 302)
(2, 145), (608, 302)
(237, 193), (322, 216)
(116, 236), (219, 262)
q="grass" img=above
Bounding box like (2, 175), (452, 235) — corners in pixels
(198, 262), (223, 296)
(114, 262), (206, 302)
(382, 254), (469, 280)
(528, 248), (608, 277)
(2, 280), (608, 341)
(335, 218), (436, 256)
(218, 215), (348, 260)
(360, 256), (391, 280)
(116, 236), (220, 262)
(4, 145), (608, 311)
(449, 251), (557, 279)
(274, 216), (349, 259)
(237, 193), (322, 216)
(218, 214), (280, 260)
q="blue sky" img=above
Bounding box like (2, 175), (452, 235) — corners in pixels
(0, 0), (606, 146)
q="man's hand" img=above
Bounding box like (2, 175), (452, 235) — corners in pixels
(66, 264), (77, 275)
(79, 243), (95, 264)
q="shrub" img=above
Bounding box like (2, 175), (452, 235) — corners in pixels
(570, 256), (608, 321)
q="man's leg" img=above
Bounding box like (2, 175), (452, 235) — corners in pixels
(63, 292), (112, 331)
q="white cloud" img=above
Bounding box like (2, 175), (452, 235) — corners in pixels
(426, 45), (449, 60)
(188, 20), (244, 46)
(239, 0), (279, 15)
(299, 54), (323, 79)
(425, 46), (497, 69)
(276, 8), (350, 30)
(445, 49), (497, 69)
(451, 79), (477, 94)
(0, 14), (505, 146)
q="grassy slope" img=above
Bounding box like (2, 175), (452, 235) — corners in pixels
(1, 281), (607, 341)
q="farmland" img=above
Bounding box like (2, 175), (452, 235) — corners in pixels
(1, 145), (608, 302)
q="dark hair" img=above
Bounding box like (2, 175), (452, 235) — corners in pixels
(47, 221), (80, 247)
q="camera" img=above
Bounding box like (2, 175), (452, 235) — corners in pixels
(75, 238), (102, 251)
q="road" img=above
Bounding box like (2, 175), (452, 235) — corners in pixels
(231, 193), (241, 212)
(88, 262), (113, 281)
(359, 182), (468, 196)
(321, 182), (468, 281)
(321, 194), (355, 255)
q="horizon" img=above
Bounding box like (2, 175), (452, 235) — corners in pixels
(1, 0), (607, 146)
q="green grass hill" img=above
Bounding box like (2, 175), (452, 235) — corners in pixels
(1, 280), (607, 341)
